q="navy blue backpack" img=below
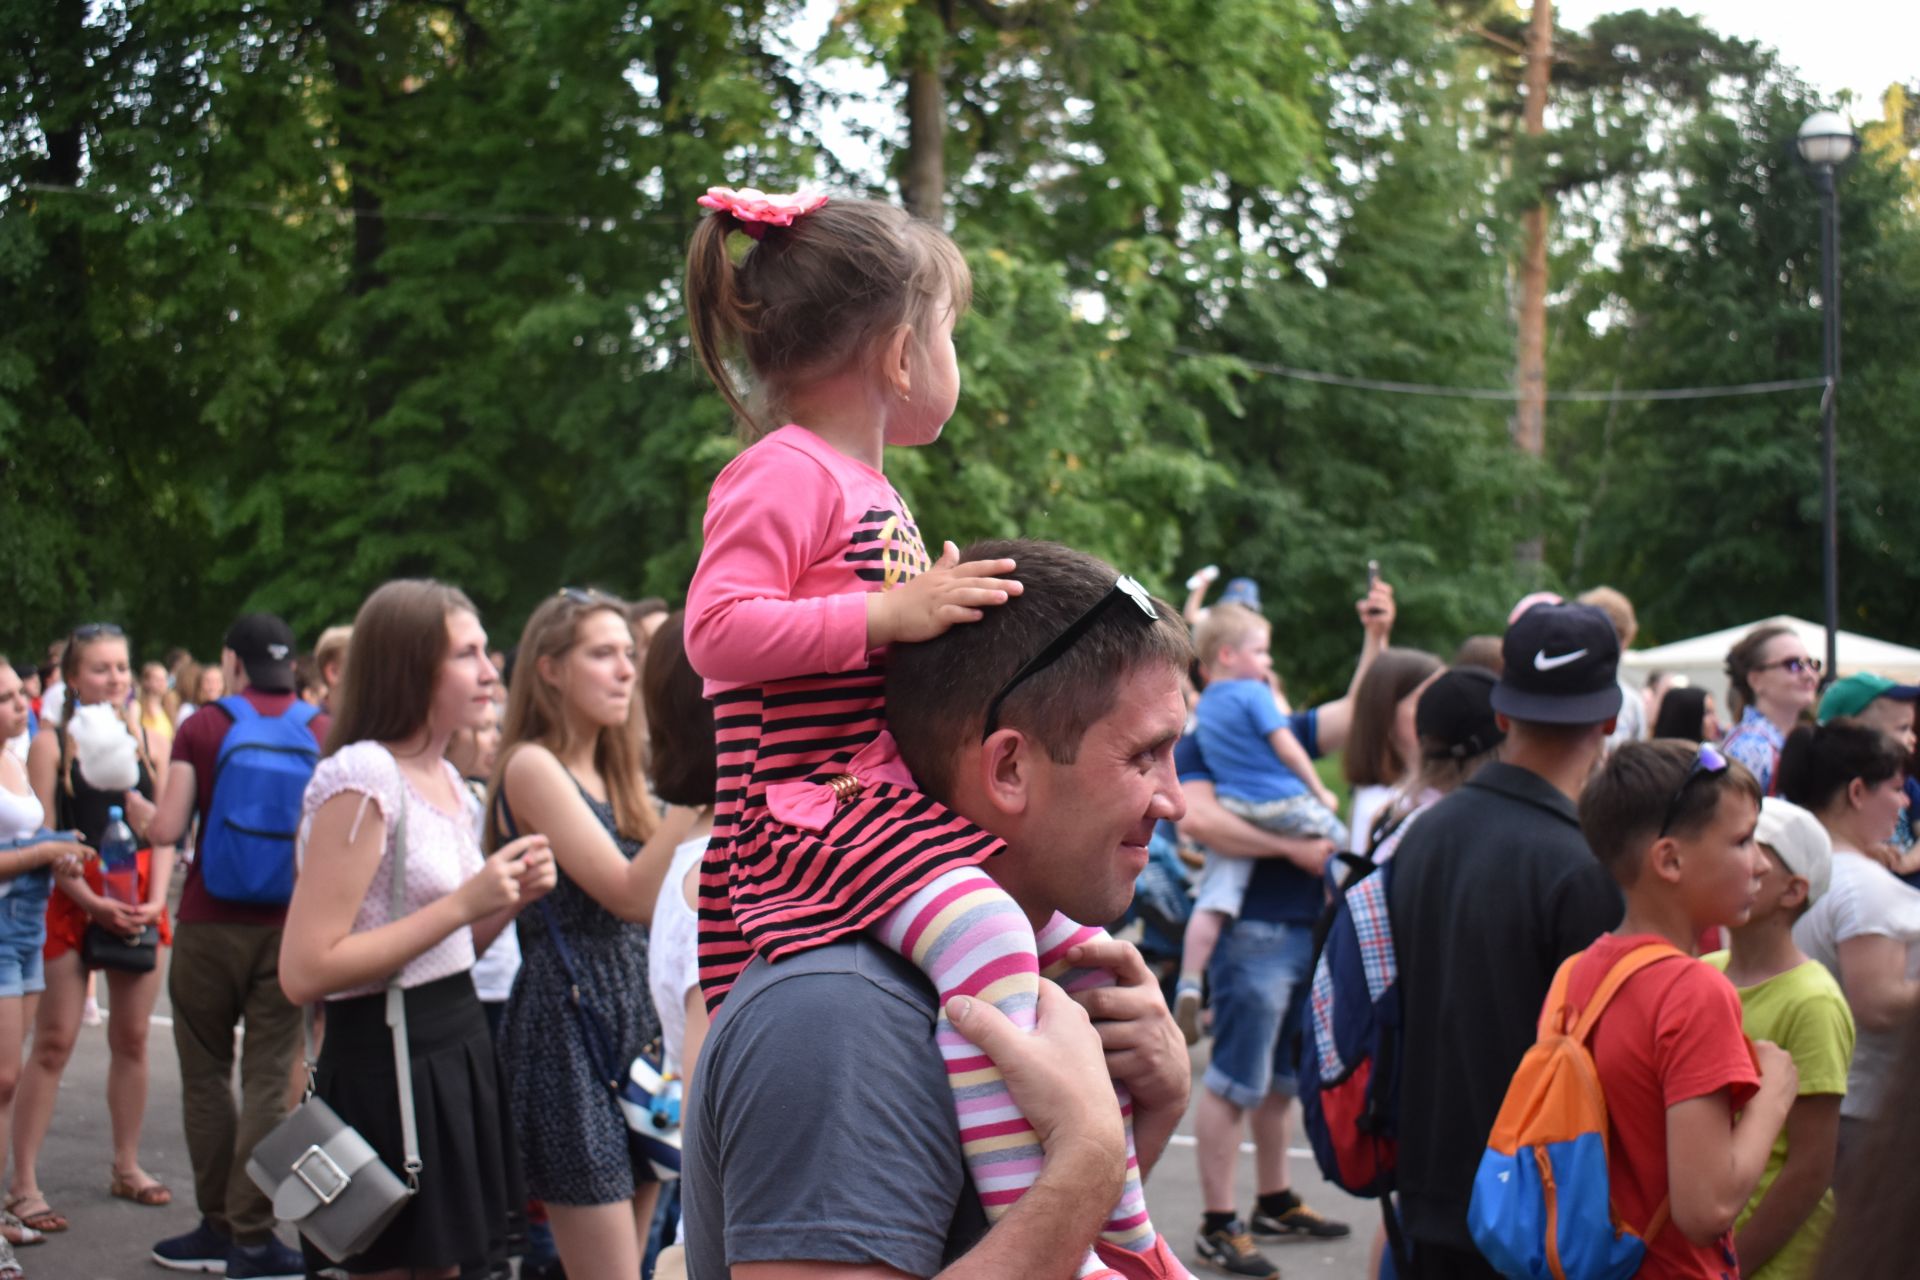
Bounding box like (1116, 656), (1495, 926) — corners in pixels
(1299, 848), (1410, 1272)
(198, 696), (320, 904)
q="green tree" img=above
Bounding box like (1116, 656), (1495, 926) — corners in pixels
(1547, 64), (1920, 644)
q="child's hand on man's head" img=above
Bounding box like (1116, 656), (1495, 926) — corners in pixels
(868, 541), (1023, 646)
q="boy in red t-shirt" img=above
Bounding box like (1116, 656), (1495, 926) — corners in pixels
(1574, 740), (1800, 1280)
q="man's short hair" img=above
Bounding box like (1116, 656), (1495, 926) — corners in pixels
(886, 539), (1193, 803)
(1579, 739), (1761, 886)
(1192, 603), (1267, 673)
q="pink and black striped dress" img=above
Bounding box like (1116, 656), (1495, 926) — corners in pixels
(685, 426), (1001, 1009)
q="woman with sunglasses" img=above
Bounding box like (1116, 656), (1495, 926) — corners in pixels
(487, 588), (684, 1280)
(13, 623), (174, 1232)
(1776, 720), (1920, 1180)
(1723, 625), (1823, 795)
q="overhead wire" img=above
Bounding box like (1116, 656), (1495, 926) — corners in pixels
(15, 182), (1837, 405)
(1171, 347), (1830, 404)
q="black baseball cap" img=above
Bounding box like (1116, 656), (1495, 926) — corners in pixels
(225, 613), (298, 693)
(1417, 666), (1506, 760)
(1491, 602), (1623, 725)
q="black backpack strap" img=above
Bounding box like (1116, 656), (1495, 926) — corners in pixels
(494, 771), (625, 1095)
(1381, 1194), (1411, 1276)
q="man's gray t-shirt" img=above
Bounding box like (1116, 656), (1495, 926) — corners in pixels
(682, 936), (989, 1278)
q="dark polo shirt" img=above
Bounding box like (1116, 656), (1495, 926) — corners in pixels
(1388, 761), (1624, 1249)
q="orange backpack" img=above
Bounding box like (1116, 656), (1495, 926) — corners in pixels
(1467, 942), (1680, 1280)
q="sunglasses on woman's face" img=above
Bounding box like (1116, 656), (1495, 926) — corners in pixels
(1757, 656), (1821, 677)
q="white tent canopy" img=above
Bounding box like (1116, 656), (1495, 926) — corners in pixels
(1620, 615), (1920, 712)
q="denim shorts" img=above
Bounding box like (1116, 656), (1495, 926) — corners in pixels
(0, 884), (50, 998)
(1202, 916), (1313, 1109)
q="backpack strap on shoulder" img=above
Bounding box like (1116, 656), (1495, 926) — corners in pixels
(217, 694), (255, 723)
(1569, 942), (1683, 1043)
(285, 699), (320, 729)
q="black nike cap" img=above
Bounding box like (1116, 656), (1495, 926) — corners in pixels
(1491, 602), (1623, 726)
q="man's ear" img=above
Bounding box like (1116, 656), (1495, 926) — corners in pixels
(977, 727), (1034, 818)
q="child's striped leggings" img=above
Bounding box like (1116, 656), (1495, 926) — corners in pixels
(875, 865), (1178, 1279)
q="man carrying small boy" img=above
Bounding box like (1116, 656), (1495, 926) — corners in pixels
(1173, 603), (1345, 1040)
(1575, 741), (1800, 1280)
(1704, 797), (1855, 1280)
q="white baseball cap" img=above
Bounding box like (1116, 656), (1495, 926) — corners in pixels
(1755, 797), (1833, 906)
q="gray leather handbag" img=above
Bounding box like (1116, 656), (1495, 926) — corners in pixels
(248, 787), (421, 1262)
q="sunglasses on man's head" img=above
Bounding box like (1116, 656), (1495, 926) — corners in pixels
(980, 575), (1160, 740)
(1757, 656), (1822, 677)
(1657, 741), (1730, 837)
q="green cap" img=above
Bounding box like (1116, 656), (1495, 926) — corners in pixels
(1817, 672), (1920, 723)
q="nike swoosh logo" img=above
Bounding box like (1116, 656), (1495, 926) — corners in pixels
(1534, 648), (1588, 671)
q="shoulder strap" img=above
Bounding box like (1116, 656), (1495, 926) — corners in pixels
(384, 763), (422, 1190)
(495, 785), (624, 1092)
(285, 699), (320, 729)
(1569, 942), (1683, 1043)
(217, 695), (255, 723)
(299, 760), (420, 1191)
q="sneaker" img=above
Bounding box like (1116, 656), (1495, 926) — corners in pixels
(1250, 1198), (1352, 1242)
(1194, 1219), (1279, 1279)
(225, 1236), (305, 1280)
(151, 1218), (232, 1273)
(1174, 981), (1204, 1046)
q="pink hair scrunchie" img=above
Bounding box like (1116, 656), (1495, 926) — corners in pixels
(697, 186), (829, 240)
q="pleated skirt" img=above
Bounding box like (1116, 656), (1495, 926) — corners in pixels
(307, 970), (520, 1275)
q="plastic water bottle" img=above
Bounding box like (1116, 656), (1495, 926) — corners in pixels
(100, 806), (140, 906)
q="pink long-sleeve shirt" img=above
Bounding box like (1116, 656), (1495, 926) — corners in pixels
(685, 426), (933, 695)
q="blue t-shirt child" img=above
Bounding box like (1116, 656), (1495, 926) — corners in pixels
(1194, 678), (1310, 806)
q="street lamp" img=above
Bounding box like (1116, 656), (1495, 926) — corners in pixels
(1796, 111), (1857, 680)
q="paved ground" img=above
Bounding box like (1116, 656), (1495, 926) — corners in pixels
(35, 875), (1374, 1279)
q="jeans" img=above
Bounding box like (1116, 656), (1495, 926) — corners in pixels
(0, 871), (51, 998)
(1202, 917), (1313, 1109)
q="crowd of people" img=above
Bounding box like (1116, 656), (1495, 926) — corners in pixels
(0, 186), (1916, 1280)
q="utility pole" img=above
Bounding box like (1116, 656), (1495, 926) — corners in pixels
(1512, 0), (1552, 568)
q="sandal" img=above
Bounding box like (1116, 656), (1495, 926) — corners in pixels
(0, 1213), (38, 1247)
(0, 1234), (19, 1280)
(107, 1169), (172, 1208)
(0, 1197), (61, 1235)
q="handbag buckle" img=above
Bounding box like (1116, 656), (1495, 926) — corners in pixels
(293, 1144), (351, 1205)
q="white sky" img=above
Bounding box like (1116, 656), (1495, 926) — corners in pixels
(1555, 0), (1917, 115)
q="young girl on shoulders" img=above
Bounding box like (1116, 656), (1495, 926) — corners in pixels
(683, 187), (1183, 1278)
(280, 580), (556, 1280)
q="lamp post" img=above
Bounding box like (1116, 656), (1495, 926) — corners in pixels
(1796, 110), (1857, 680)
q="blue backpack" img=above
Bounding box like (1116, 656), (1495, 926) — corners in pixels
(198, 696), (320, 905)
(1300, 851), (1403, 1200)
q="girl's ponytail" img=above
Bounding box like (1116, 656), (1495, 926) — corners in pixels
(1777, 720), (1904, 813)
(685, 212), (759, 435)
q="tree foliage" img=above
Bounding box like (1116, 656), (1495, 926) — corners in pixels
(3, 1), (1918, 696)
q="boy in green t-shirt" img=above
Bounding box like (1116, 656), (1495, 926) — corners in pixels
(1706, 796), (1857, 1280)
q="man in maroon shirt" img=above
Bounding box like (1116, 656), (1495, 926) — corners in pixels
(147, 614), (326, 1278)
